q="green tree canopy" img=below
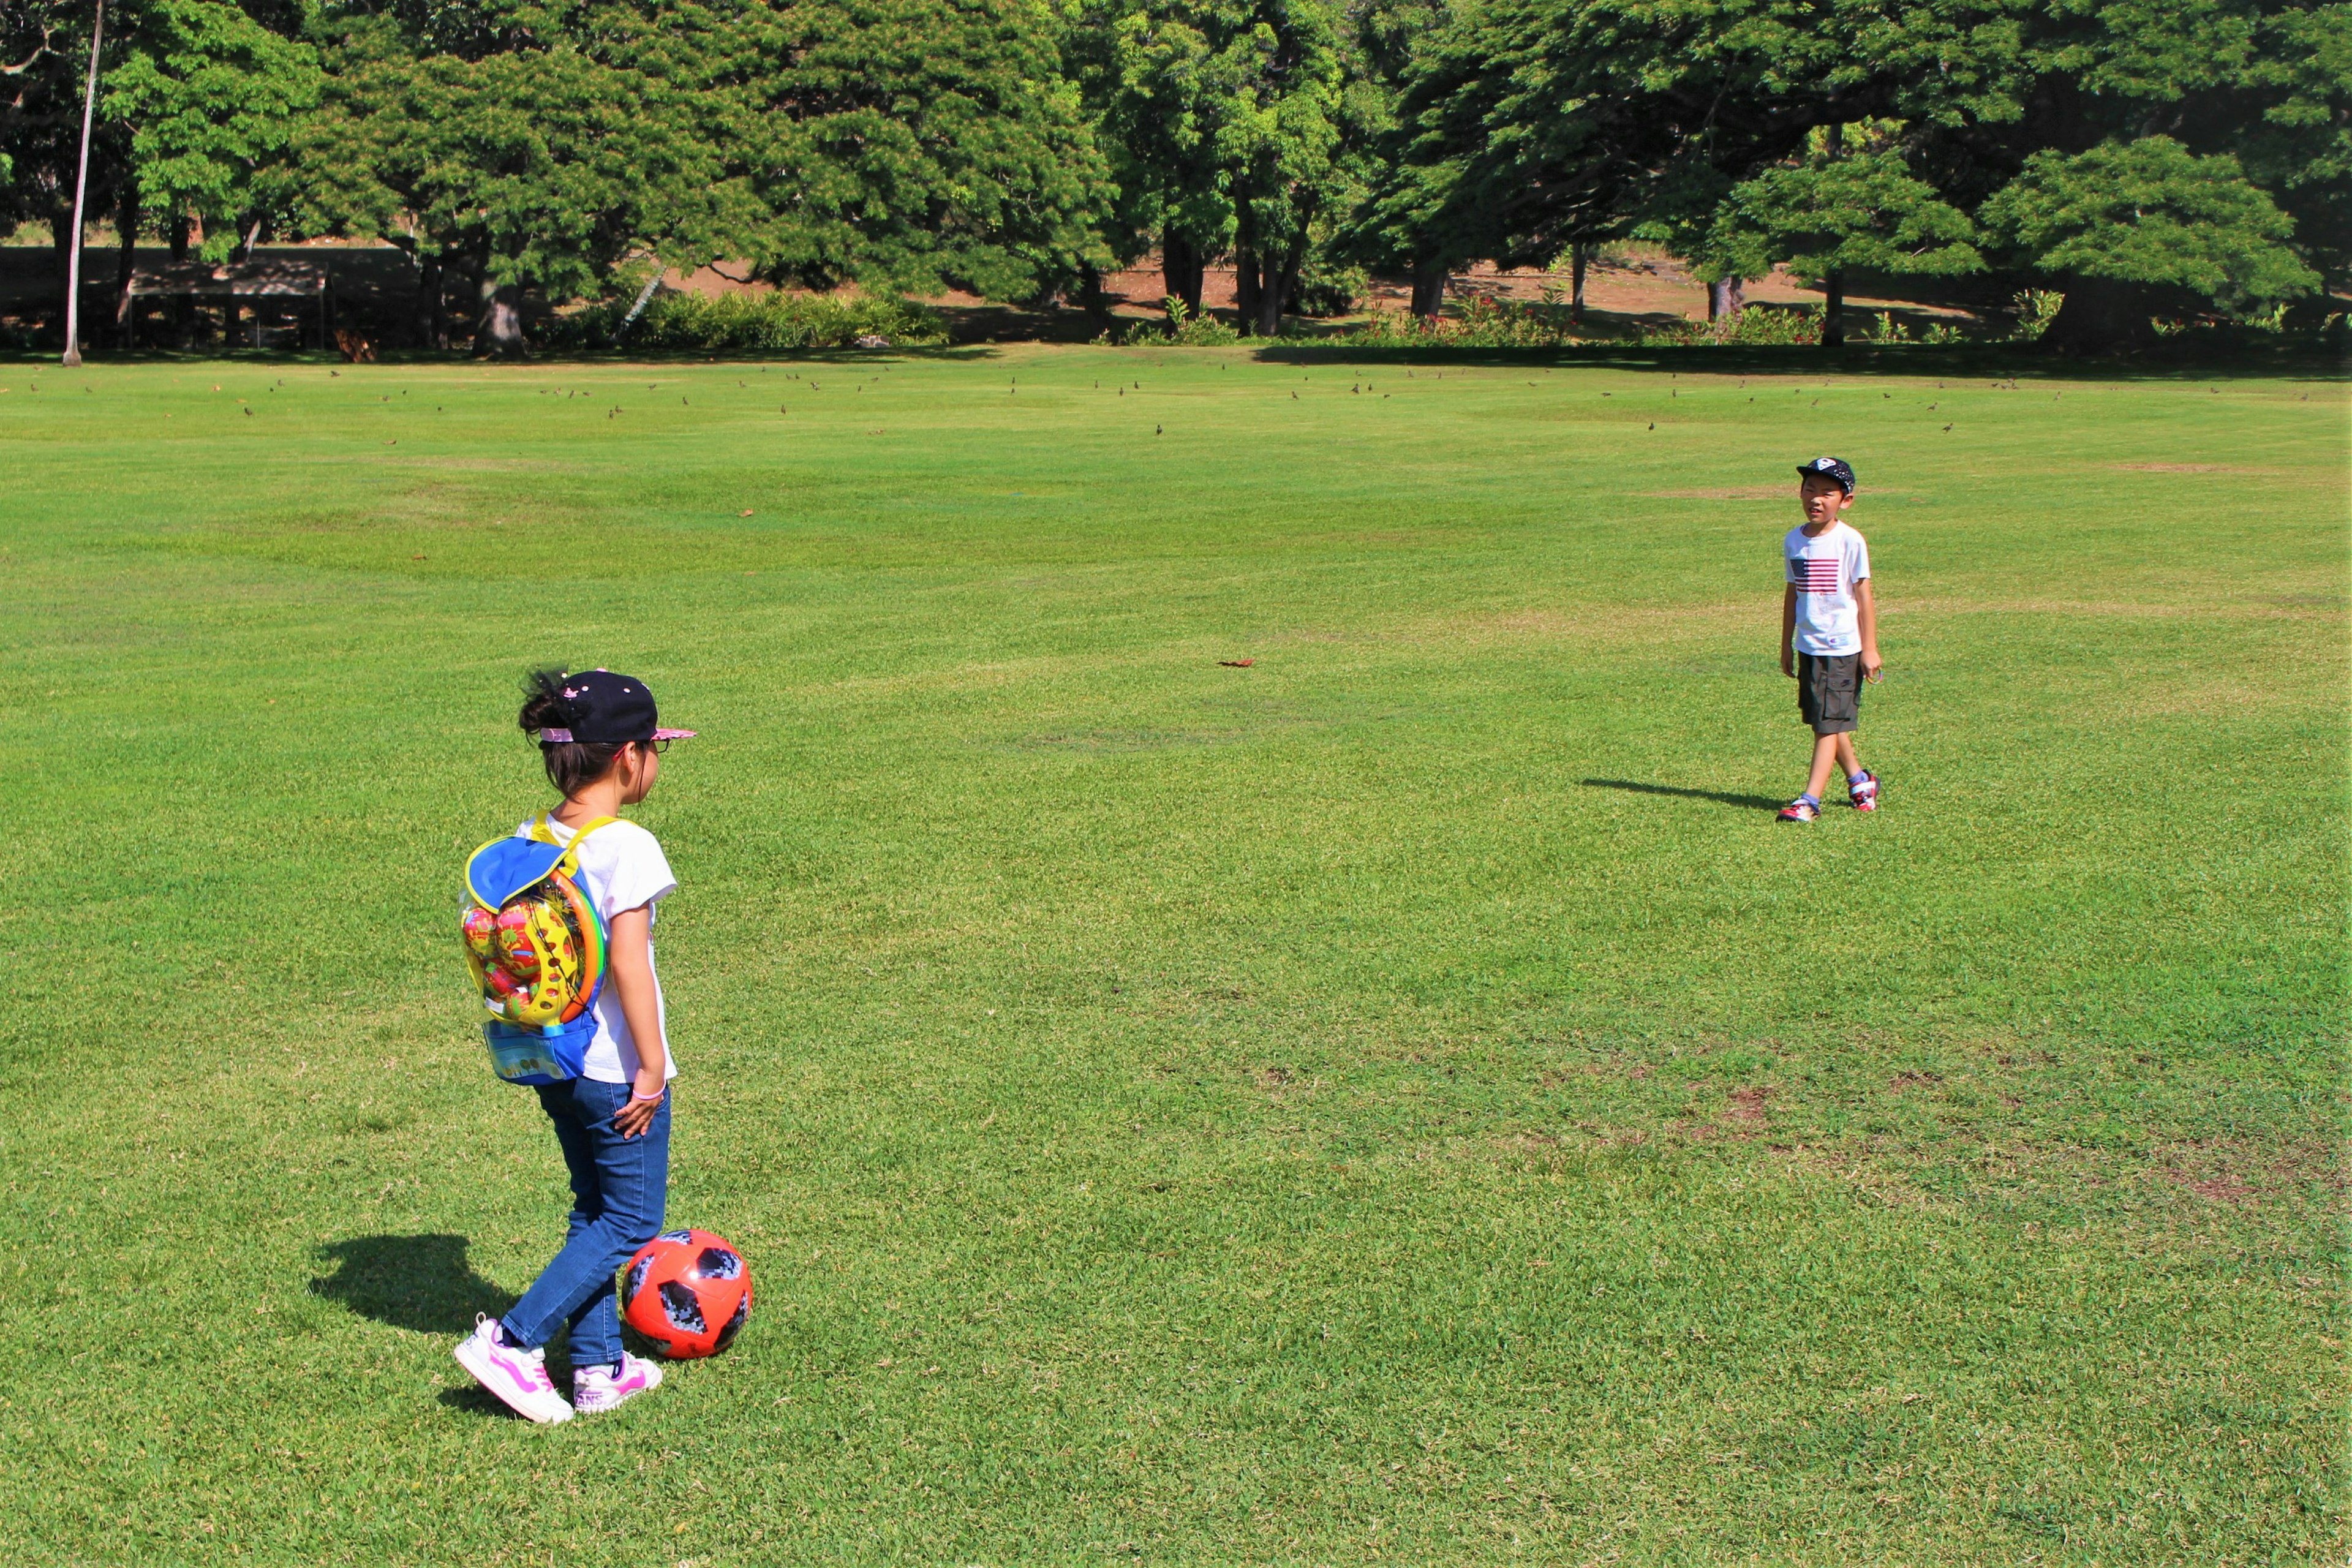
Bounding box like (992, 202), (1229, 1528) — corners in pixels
(296, 0), (1107, 349)
(1071, 0), (1370, 330)
(1373, 0), (2343, 349)
(108, 0), (321, 257)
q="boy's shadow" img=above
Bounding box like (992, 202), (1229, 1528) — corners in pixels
(1580, 778), (1785, 812)
(309, 1234), (508, 1335)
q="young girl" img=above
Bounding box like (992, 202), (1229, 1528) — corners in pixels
(454, 668), (694, 1423)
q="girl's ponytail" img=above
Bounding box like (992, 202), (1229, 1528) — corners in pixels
(520, 668), (628, 794)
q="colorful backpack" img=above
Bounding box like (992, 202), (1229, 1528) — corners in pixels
(462, 813), (617, 1084)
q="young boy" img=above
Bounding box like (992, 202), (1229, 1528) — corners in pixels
(1777, 456), (1882, 821)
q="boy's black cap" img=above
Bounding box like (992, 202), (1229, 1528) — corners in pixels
(1799, 455), (1856, 493)
(537, 669), (695, 745)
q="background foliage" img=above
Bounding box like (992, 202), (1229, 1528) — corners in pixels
(2, 0), (2344, 348)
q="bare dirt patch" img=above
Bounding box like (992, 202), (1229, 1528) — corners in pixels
(2184, 1175), (2253, 1202)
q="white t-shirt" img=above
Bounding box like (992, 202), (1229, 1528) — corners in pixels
(524, 815), (679, 1084)
(1784, 521), (1872, 655)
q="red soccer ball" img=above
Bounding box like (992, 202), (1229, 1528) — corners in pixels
(621, 1229), (752, 1359)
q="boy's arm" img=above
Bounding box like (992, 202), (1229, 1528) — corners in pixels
(1781, 583), (1798, 677)
(606, 903), (668, 1137)
(1856, 578), (1882, 680)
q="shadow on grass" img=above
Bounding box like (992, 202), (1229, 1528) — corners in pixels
(311, 1233), (507, 1334)
(436, 1382), (528, 1420)
(1581, 777), (1784, 812)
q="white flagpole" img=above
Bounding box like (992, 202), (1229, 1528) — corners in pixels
(61, 0), (105, 368)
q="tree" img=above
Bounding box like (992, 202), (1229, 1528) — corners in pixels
(108, 0), (319, 268)
(1333, 0), (1471, 317)
(1713, 129), (1981, 344)
(1376, 0), (2341, 352)
(298, 0), (1107, 352)
(299, 6), (719, 353)
(0, 0), (317, 348)
(718, 0), (1111, 301)
(1, 0), (121, 331)
(1074, 0), (1369, 332)
(1981, 135), (2319, 351)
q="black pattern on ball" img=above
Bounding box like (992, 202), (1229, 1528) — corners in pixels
(623, 1255), (650, 1306)
(658, 1279), (707, 1333)
(695, 1246), (743, 1281)
(714, 1292), (750, 1353)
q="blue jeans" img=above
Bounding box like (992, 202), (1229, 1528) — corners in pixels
(502, 1076), (669, 1370)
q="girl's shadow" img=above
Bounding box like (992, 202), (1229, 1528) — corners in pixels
(309, 1234), (507, 1335)
(312, 1235), (613, 1418)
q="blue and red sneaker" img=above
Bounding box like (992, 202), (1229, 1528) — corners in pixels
(1849, 771), (1880, 812)
(1777, 794), (1820, 823)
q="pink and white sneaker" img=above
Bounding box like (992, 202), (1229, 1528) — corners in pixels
(572, 1352), (666, 1415)
(1849, 771), (1881, 812)
(453, 1315), (574, 1424)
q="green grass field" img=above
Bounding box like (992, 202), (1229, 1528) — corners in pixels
(1, 346), (2343, 1566)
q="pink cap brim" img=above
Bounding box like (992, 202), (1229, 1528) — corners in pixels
(652, 728), (696, 741)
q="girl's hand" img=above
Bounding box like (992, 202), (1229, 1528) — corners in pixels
(614, 1074), (665, 1139)
(1861, 649), (1884, 682)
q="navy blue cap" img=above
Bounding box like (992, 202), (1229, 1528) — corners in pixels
(533, 669), (695, 746)
(1799, 455), (1856, 493)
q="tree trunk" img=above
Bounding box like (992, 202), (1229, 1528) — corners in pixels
(170, 210), (192, 347)
(1725, 276), (1744, 319)
(51, 208), (73, 345)
(1162, 231), (1204, 317)
(1235, 247), (1293, 338)
(1409, 257), (1447, 319)
(1570, 243), (1588, 323)
(476, 276), (527, 358)
(2040, 275), (2153, 356)
(1708, 277), (1744, 322)
(1264, 251), (1298, 337)
(1822, 268), (1845, 347)
(1236, 250), (1287, 337)
(413, 255), (443, 349)
(111, 178), (138, 350)
(1076, 261), (1110, 327)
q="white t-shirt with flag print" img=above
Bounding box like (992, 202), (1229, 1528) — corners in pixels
(522, 814), (679, 1084)
(1784, 521), (1872, 655)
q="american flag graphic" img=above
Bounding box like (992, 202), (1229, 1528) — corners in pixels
(1794, 554), (1842, 593)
